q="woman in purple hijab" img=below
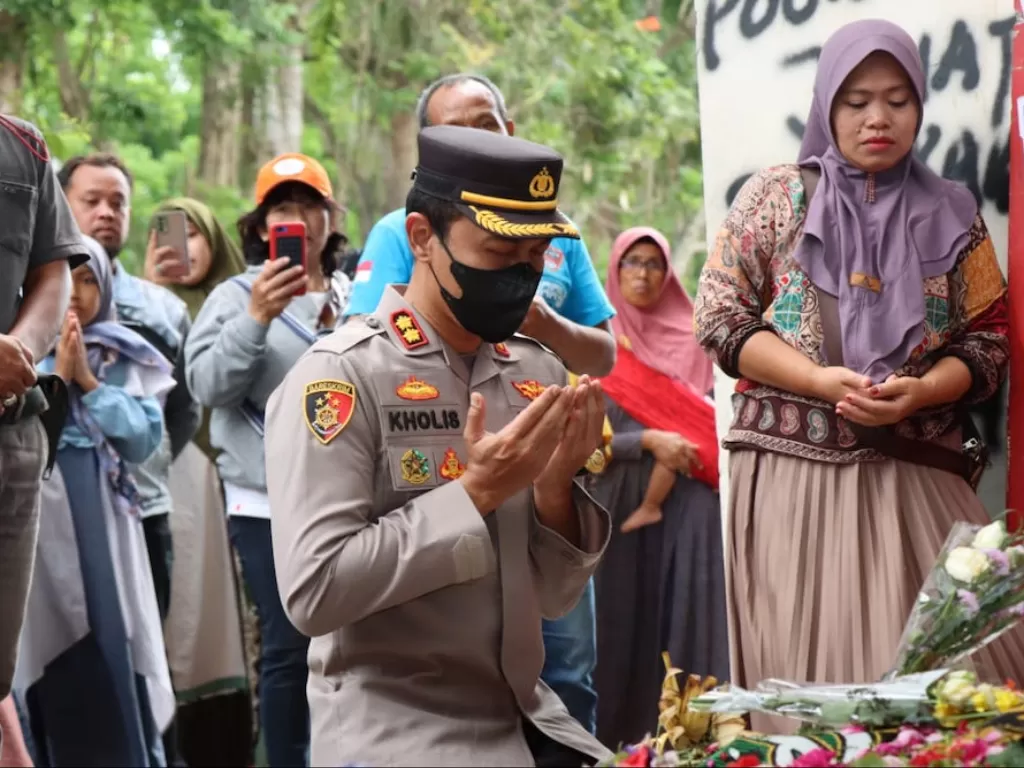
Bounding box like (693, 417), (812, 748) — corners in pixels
(694, 18), (1023, 729)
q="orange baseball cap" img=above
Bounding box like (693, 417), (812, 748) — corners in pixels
(254, 153), (334, 205)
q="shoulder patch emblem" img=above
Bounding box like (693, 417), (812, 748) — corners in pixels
(395, 375), (439, 401)
(303, 380), (356, 445)
(391, 310), (429, 351)
(494, 342), (511, 358)
(513, 379), (546, 401)
(439, 447), (466, 481)
(400, 448), (431, 485)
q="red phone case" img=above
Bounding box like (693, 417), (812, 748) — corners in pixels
(269, 223), (307, 296)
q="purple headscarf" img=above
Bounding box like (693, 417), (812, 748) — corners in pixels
(792, 19), (977, 383)
(76, 235), (171, 379)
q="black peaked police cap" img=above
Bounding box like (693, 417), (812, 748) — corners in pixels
(412, 125), (580, 240)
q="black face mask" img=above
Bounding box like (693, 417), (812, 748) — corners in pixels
(430, 234), (542, 344)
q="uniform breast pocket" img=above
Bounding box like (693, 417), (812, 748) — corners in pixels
(498, 372), (559, 416)
(384, 440), (469, 494)
(0, 178), (38, 259)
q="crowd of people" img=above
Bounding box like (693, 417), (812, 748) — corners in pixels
(0, 15), (1020, 768)
(0, 71), (725, 767)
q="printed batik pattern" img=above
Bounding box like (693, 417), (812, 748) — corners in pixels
(694, 164), (1009, 463)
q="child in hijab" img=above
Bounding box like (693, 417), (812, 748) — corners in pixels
(15, 236), (177, 767)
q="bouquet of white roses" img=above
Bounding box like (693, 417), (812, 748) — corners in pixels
(889, 519), (1024, 677)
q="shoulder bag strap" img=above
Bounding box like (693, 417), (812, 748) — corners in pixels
(229, 277), (320, 437)
(799, 167), (974, 484)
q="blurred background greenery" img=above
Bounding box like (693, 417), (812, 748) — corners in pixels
(0, 0), (706, 291)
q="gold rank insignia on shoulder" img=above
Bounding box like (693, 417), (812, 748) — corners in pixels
(439, 447), (466, 481)
(529, 167), (555, 199)
(513, 379), (546, 401)
(303, 380), (357, 445)
(494, 342), (511, 358)
(390, 310), (429, 351)
(395, 375), (439, 401)
(400, 448), (431, 485)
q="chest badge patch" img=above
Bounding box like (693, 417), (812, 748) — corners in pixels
(396, 375), (439, 401)
(303, 380), (356, 445)
(400, 448), (431, 485)
(391, 310), (429, 351)
(439, 447), (466, 481)
(513, 379), (546, 401)
(494, 342), (511, 358)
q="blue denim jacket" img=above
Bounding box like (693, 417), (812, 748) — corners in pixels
(111, 267), (201, 517)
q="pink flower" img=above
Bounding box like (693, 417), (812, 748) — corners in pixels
(840, 725), (866, 735)
(958, 589), (980, 614)
(791, 747), (838, 767)
(894, 727), (925, 748)
(983, 548), (1011, 575)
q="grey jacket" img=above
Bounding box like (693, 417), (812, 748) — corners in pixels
(112, 266), (201, 518)
(184, 267), (327, 491)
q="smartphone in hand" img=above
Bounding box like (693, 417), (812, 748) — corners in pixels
(270, 222), (307, 296)
(154, 211), (190, 274)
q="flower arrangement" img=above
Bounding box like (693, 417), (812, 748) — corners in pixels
(931, 670), (1024, 724)
(599, 654), (747, 767)
(602, 519), (1024, 766)
(889, 520), (1024, 677)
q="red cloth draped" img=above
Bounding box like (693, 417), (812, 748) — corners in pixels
(600, 345), (720, 489)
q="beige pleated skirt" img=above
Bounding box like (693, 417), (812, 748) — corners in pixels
(728, 450), (1024, 733)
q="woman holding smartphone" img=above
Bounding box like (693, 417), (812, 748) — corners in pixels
(184, 154), (344, 768)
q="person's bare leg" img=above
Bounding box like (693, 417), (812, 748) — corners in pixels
(0, 695), (33, 767)
(620, 461), (676, 533)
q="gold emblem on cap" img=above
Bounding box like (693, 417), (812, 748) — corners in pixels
(529, 167), (555, 199)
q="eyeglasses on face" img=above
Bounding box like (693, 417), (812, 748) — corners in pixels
(620, 256), (666, 273)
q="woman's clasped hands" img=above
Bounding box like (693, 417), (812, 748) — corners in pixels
(813, 365), (926, 427)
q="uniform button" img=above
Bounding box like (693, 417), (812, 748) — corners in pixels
(365, 316), (381, 329)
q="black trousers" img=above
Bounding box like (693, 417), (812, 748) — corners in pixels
(142, 513), (173, 622)
(522, 718), (593, 767)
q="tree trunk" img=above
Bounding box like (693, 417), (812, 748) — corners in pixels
(385, 109), (417, 210)
(264, 47), (304, 155)
(52, 28), (90, 124)
(0, 11), (27, 113)
(198, 56), (242, 188)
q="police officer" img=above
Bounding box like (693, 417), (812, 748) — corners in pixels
(265, 125), (614, 767)
(0, 115), (87, 760)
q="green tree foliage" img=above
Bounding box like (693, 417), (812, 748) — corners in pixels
(2, 0), (702, 280)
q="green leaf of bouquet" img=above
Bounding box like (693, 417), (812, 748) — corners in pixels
(988, 742), (1024, 767)
(847, 755), (888, 768)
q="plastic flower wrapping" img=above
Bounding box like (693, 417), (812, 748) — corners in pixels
(889, 520), (1024, 677)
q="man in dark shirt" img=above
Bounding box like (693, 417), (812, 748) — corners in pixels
(0, 114), (88, 763)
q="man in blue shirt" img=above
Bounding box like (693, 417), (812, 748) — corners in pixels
(345, 74), (616, 379)
(344, 73), (614, 734)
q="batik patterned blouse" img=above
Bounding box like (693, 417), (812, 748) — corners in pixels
(694, 164), (1008, 464)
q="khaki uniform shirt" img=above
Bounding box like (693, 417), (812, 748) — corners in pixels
(265, 286), (613, 767)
